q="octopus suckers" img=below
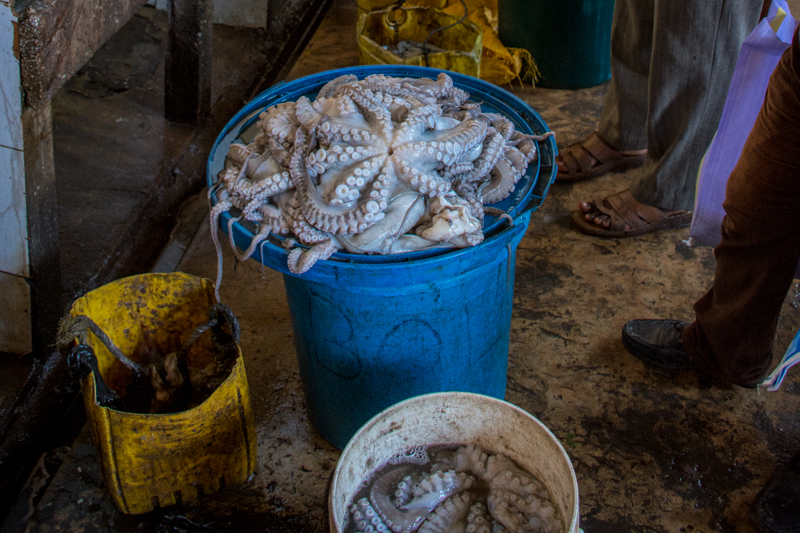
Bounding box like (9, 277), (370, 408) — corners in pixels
(211, 72), (547, 288)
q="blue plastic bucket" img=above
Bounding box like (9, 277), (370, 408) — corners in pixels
(207, 65), (557, 449)
(498, 0), (614, 89)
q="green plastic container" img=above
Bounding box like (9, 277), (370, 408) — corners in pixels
(498, 0), (614, 89)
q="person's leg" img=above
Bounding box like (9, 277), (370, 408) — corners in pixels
(683, 26), (800, 387)
(595, 0), (653, 152)
(575, 0), (761, 235)
(555, 0), (651, 182)
(629, 0), (761, 211)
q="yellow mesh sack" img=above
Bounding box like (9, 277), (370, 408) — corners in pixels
(357, 0), (446, 10)
(442, 0), (538, 86)
(357, 5), (483, 78)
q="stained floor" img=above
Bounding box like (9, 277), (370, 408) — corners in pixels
(9, 0), (800, 532)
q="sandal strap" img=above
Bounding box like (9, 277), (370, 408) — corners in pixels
(560, 142), (595, 174)
(580, 133), (627, 164)
(597, 189), (667, 232)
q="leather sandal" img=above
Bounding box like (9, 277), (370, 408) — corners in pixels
(572, 189), (693, 238)
(556, 132), (646, 183)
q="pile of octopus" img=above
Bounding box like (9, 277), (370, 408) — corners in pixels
(210, 72), (550, 282)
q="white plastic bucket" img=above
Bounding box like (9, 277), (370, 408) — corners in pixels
(328, 391), (581, 533)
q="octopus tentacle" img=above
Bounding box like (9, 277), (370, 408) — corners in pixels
(347, 89), (396, 143)
(350, 497), (392, 533)
(283, 194), (329, 245)
(317, 74), (358, 98)
(485, 456), (548, 499)
(260, 102), (298, 148)
(243, 170), (293, 199)
(287, 239), (338, 274)
(317, 119), (384, 146)
(418, 492), (475, 533)
(453, 181), (484, 221)
(209, 193), (233, 301)
(435, 117), (489, 158)
(268, 135), (293, 168)
(482, 113), (516, 141)
(404, 470), (474, 511)
(212, 72), (547, 275)
(480, 147), (530, 205)
(368, 466), (468, 533)
(295, 96), (323, 132)
(347, 80), (438, 108)
(401, 73), (457, 99)
(454, 444), (490, 478)
(458, 132), (506, 183)
(465, 502), (495, 533)
(240, 226), (273, 262)
(393, 473), (418, 509)
(293, 129), (390, 235)
(314, 94), (360, 120)
(391, 105), (442, 148)
(226, 143), (255, 167)
(393, 149), (452, 196)
(503, 145), (531, 174)
(487, 488), (559, 533)
(441, 161), (475, 179)
(236, 205), (288, 263)
(226, 215), (248, 262)
(369, 466), (426, 533)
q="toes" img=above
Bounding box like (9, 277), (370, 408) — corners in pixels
(584, 212), (611, 228)
(578, 201), (594, 213)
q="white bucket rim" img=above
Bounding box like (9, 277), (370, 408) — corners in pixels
(328, 391), (580, 532)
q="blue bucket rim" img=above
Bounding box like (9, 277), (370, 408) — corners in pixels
(206, 65), (557, 269)
(246, 210), (531, 284)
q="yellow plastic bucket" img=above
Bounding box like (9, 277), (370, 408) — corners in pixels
(357, 5), (482, 77)
(357, 0), (447, 12)
(70, 272), (257, 515)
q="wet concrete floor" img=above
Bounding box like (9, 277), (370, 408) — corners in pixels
(9, 0), (800, 531)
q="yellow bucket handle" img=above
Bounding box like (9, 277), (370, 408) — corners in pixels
(382, 0), (469, 66)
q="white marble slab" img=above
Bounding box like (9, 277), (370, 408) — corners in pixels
(0, 144), (28, 277)
(0, 270), (32, 355)
(0, 3), (22, 151)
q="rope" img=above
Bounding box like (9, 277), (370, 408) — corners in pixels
(422, 0), (468, 66)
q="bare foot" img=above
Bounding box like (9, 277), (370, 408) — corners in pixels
(572, 189), (694, 238)
(578, 199), (615, 228)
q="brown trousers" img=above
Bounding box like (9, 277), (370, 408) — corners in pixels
(683, 26), (800, 387)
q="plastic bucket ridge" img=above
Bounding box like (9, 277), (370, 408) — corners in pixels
(285, 212), (530, 448)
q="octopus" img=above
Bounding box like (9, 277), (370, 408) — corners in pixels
(209, 72), (554, 295)
(345, 444), (562, 533)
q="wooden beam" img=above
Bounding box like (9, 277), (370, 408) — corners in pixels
(22, 103), (63, 354)
(165, 0), (213, 125)
(17, 0), (150, 109)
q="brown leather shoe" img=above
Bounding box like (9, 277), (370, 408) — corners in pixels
(621, 319), (695, 370)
